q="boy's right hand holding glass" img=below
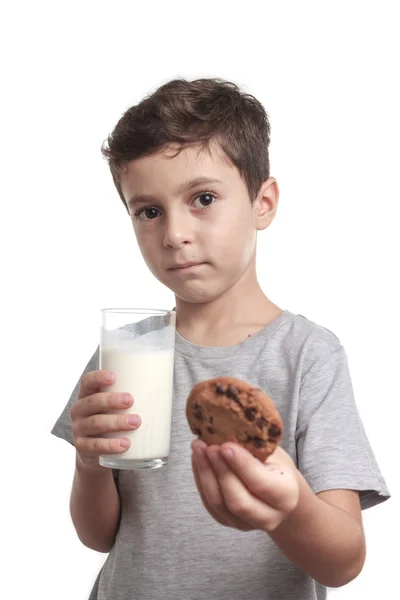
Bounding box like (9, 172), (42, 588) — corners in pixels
(70, 370), (141, 471)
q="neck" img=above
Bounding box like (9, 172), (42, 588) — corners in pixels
(175, 262), (283, 346)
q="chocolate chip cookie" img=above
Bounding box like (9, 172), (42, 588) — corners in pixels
(186, 377), (283, 461)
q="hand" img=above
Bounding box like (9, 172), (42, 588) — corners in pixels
(70, 370), (141, 471)
(191, 440), (300, 533)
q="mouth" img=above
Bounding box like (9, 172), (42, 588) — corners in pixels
(168, 262), (207, 272)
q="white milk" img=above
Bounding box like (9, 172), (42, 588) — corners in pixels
(100, 348), (174, 461)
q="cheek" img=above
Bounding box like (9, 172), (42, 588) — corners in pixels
(209, 217), (256, 264)
(134, 230), (161, 268)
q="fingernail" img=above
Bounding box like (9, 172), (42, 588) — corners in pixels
(122, 394), (132, 406)
(105, 372), (115, 383)
(127, 415), (139, 426)
(221, 447), (234, 459)
(120, 438), (130, 448)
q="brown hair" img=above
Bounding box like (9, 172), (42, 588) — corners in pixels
(101, 78), (271, 211)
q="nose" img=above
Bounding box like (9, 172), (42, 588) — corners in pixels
(163, 211), (194, 249)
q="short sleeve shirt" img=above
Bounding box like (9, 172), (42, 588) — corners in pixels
(51, 309), (390, 600)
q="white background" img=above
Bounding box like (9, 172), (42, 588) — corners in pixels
(1, 1), (399, 598)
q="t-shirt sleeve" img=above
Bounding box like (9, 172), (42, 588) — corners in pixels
(51, 346), (100, 445)
(50, 347), (120, 487)
(296, 345), (390, 510)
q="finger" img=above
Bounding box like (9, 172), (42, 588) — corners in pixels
(192, 443), (227, 517)
(193, 442), (251, 531)
(191, 453), (230, 527)
(76, 412), (141, 437)
(78, 370), (116, 400)
(207, 446), (283, 531)
(75, 435), (131, 457)
(71, 391), (133, 419)
(220, 443), (299, 513)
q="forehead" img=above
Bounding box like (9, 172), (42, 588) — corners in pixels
(120, 142), (242, 200)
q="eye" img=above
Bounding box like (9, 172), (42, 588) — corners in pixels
(192, 192), (216, 209)
(135, 207), (160, 221)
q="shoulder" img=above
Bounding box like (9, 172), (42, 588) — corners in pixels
(280, 310), (344, 375)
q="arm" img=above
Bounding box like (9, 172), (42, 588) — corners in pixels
(68, 369), (141, 553)
(70, 453), (121, 553)
(192, 441), (366, 588)
(270, 474), (365, 587)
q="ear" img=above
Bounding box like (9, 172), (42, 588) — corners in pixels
(254, 177), (279, 231)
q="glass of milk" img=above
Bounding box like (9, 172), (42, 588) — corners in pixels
(98, 308), (175, 470)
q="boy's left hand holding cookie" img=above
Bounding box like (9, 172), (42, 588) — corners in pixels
(192, 440), (366, 588)
(192, 440), (300, 532)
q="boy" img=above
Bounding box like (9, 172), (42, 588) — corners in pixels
(51, 78), (390, 600)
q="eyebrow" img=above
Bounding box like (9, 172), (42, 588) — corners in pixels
(126, 176), (224, 208)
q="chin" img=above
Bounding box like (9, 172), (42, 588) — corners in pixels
(156, 270), (238, 305)
(173, 283), (229, 305)
(151, 275), (212, 304)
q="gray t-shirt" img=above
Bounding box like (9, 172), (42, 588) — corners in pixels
(51, 309), (390, 600)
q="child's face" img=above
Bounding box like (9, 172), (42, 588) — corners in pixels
(120, 142), (277, 304)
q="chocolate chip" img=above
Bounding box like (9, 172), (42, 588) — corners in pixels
(215, 382), (241, 404)
(193, 427), (201, 435)
(209, 416), (214, 424)
(253, 437), (267, 448)
(268, 424), (281, 437)
(194, 409), (204, 420)
(226, 384), (239, 399)
(193, 403), (200, 409)
(245, 434), (266, 448)
(244, 407), (257, 421)
(225, 384), (242, 406)
(215, 383), (227, 394)
(206, 426), (215, 434)
(256, 417), (268, 428)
